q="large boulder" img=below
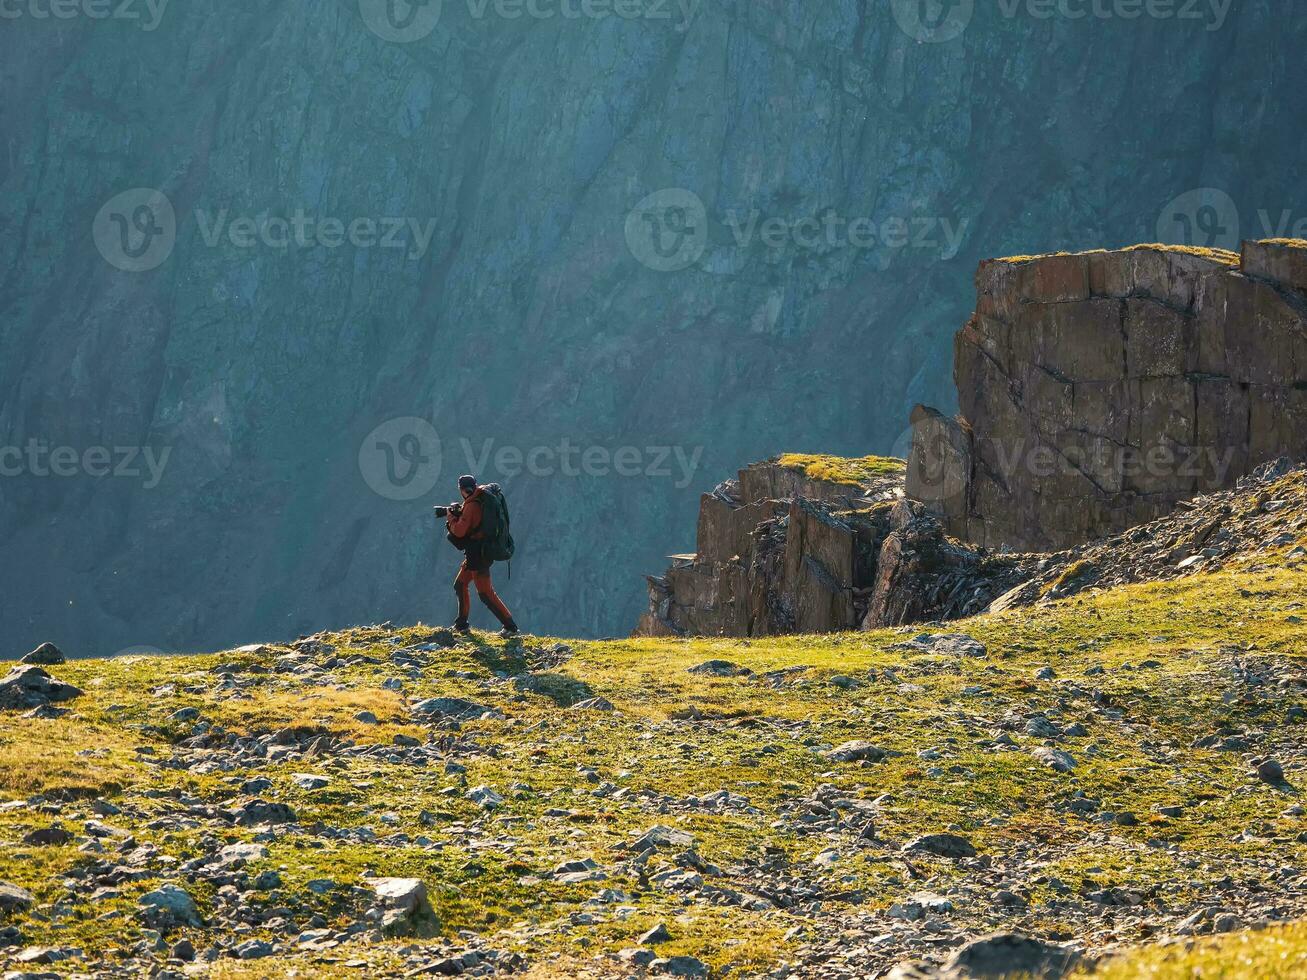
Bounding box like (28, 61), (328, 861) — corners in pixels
(372, 877), (438, 937)
(20, 643), (66, 666)
(0, 665), (82, 711)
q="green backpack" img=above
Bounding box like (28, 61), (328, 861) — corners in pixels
(478, 484), (516, 562)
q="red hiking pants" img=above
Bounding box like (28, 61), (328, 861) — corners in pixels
(454, 561), (514, 627)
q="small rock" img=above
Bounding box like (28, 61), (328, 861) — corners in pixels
(1032, 748), (1077, 773)
(0, 881), (35, 912)
(651, 955), (709, 977)
(466, 785), (504, 810)
(639, 922), (672, 944)
(138, 884), (202, 928)
(824, 740), (889, 763)
(291, 773), (331, 791)
(687, 659), (749, 677)
(572, 696), (616, 712)
(1254, 758), (1285, 784)
(903, 833), (977, 858)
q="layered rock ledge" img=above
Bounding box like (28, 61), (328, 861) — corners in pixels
(910, 240), (1307, 551)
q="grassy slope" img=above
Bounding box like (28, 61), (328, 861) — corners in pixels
(1, 558), (1305, 977)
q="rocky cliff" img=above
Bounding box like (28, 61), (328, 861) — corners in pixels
(910, 240), (1307, 551)
(4, 4), (1307, 653)
(636, 455), (1033, 637)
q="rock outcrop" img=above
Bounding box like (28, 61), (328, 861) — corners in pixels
(635, 458), (1033, 637)
(910, 241), (1307, 552)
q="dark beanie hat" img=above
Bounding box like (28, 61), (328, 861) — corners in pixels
(458, 475), (477, 492)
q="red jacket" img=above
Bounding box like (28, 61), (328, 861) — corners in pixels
(447, 489), (484, 539)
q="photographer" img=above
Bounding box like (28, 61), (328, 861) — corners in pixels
(440, 474), (520, 637)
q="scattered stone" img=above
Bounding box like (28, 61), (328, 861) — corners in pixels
(372, 878), (438, 937)
(894, 633), (987, 658)
(650, 955), (709, 977)
(138, 884), (202, 928)
(21, 826), (72, 847)
(687, 660), (749, 677)
(169, 707), (200, 723)
(1032, 748), (1077, 773)
(232, 799), (296, 826)
(888, 892), (954, 922)
(465, 785), (504, 810)
(0, 881), (35, 912)
(411, 697), (493, 720)
(903, 833), (977, 858)
(291, 773), (331, 791)
(824, 740), (889, 763)
(572, 696), (615, 712)
(640, 922), (672, 944)
(943, 933), (1079, 978)
(1253, 758), (1286, 784)
(20, 643), (65, 666)
(0, 665), (83, 711)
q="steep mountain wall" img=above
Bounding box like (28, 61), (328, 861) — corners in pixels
(910, 241), (1307, 551)
(2, 3), (1306, 653)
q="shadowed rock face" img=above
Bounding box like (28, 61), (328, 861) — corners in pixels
(635, 460), (1032, 637)
(2, 4), (1306, 653)
(911, 242), (1307, 552)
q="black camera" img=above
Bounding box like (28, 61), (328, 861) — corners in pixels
(434, 502), (463, 519)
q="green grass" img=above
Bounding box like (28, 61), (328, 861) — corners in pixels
(775, 452), (906, 487)
(1084, 920), (1307, 979)
(1, 566), (1305, 975)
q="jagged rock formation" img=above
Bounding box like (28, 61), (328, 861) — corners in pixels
(910, 241), (1307, 552)
(636, 458), (1033, 637)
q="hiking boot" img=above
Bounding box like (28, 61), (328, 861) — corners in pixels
(453, 619), (472, 635)
(498, 623), (520, 639)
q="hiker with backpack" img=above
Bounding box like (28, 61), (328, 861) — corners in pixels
(440, 474), (519, 637)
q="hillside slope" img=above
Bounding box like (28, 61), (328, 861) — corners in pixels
(2, 495), (1306, 976)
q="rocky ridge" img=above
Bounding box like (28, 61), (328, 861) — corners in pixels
(910, 241), (1307, 552)
(637, 457), (1035, 639)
